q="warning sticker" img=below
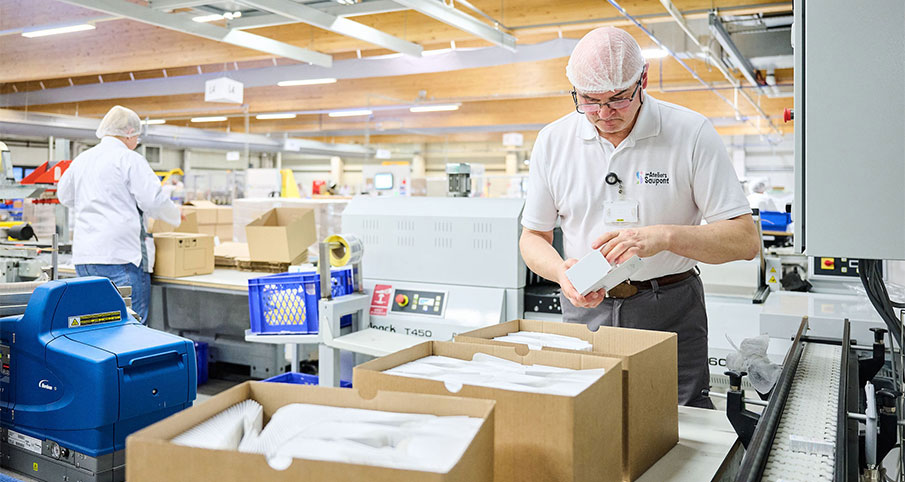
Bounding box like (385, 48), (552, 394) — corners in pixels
(68, 311), (122, 328)
(8, 429), (42, 455)
(370, 284), (393, 316)
(768, 276), (777, 283)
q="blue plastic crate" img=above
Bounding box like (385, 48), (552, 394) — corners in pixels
(248, 268), (355, 334)
(193, 341), (209, 386)
(760, 210), (791, 232)
(263, 372), (352, 388)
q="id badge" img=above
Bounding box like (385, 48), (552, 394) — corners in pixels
(604, 199), (640, 224)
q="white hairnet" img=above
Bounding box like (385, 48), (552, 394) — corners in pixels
(752, 181), (768, 193)
(566, 27), (645, 94)
(95, 105), (141, 139)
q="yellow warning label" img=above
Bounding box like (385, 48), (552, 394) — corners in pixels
(769, 267), (777, 273)
(768, 276), (777, 283)
(33, 462), (38, 471)
(68, 311), (122, 328)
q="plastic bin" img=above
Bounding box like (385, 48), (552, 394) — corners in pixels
(263, 371), (352, 388)
(194, 341), (208, 386)
(760, 211), (792, 232)
(248, 268), (355, 335)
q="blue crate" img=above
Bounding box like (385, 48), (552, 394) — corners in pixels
(263, 372), (352, 388)
(194, 341), (209, 386)
(248, 268), (355, 334)
(760, 210), (792, 232)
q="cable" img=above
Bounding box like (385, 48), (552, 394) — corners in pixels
(860, 259), (904, 349)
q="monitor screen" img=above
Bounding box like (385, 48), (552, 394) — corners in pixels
(374, 172), (394, 190)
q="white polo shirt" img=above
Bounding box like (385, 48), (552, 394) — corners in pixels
(523, 93), (751, 281)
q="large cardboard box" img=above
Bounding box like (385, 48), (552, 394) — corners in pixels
(182, 200), (219, 225)
(148, 212), (198, 234)
(455, 320), (678, 481)
(153, 232), (214, 277)
(245, 207), (316, 264)
(198, 225), (217, 237)
(216, 224), (234, 242)
(127, 381), (495, 482)
(217, 206), (233, 224)
(354, 341), (624, 482)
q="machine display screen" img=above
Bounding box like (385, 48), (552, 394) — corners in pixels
(374, 173), (394, 190)
(390, 289), (446, 317)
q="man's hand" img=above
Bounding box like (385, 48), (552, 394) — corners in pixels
(592, 225), (671, 265)
(558, 258), (607, 309)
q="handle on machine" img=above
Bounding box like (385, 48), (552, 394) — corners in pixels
(128, 350), (181, 368)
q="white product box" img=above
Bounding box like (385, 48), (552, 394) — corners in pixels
(566, 252), (643, 296)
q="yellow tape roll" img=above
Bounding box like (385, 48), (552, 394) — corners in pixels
(326, 234), (363, 267)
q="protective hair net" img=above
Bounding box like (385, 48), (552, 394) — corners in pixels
(95, 105), (142, 139)
(566, 27), (645, 94)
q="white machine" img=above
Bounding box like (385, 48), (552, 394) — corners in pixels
(341, 196), (525, 341)
(361, 164), (412, 196)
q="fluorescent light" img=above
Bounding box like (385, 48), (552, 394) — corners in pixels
(256, 113), (296, 120)
(22, 23), (95, 38)
(328, 109), (372, 117)
(277, 78), (337, 87)
(142, 119), (165, 125)
(641, 48), (669, 59)
(191, 116), (228, 123)
(410, 104), (460, 113)
(192, 14), (225, 23)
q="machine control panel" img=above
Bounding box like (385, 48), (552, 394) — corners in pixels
(812, 257), (876, 278)
(0, 344), (9, 378)
(390, 289), (446, 317)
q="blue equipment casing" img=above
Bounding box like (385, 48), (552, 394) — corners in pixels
(0, 277), (197, 463)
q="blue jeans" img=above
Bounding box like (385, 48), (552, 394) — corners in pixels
(75, 264), (151, 324)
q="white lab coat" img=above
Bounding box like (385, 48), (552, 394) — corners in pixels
(747, 192), (778, 213)
(58, 137), (181, 268)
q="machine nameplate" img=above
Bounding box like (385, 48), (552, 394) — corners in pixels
(8, 429), (42, 455)
(68, 311), (122, 328)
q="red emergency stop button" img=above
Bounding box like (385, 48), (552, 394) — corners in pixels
(821, 257), (835, 270)
(395, 294), (409, 307)
(783, 108), (794, 123)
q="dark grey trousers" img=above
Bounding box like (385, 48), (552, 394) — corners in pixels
(561, 274), (713, 408)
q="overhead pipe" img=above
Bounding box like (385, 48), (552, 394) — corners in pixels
(604, 0), (782, 143)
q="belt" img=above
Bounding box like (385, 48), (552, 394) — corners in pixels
(607, 269), (697, 299)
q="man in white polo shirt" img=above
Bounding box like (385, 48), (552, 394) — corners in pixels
(520, 27), (760, 408)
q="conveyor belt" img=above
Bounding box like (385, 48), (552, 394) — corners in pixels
(761, 343), (841, 481)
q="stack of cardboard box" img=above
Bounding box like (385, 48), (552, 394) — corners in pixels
(181, 200), (233, 242)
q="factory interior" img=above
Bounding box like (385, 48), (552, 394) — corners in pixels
(0, 0), (903, 481)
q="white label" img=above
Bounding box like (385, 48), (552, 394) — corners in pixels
(8, 430), (42, 455)
(226, 151), (240, 161)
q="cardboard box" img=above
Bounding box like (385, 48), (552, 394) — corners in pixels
(198, 225), (217, 237)
(217, 206), (233, 224)
(183, 200), (220, 225)
(216, 224), (234, 242)
(153, 232), (214, 277)
(245, 207), (316, 264)
(354, 341), (624, 482)
(148, 212), (198, 234)
(127, 381), (495, 482)
(455, 320), (678, 481)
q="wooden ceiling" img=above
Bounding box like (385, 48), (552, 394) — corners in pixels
(0, 0), (795, 145)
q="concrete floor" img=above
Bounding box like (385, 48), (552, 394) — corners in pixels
(1, 378), (245, 482)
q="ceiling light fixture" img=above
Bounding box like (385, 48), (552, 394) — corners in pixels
(193, 11), (242, 23)
(328, 109), (372, 117)
(21, 23), (95, 38)
(410, 104), (460, 113)
(277, 78), (337, 87)
(191, 116), (228, 123)
(641, 48), (669, 59)
(256, 113), (297, 120)
(141, 119), (166, 125)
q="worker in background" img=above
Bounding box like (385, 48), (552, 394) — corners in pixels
(161, 174), (185, 202)
(58, 105), (181, 323)
(520, 27), (760, 408)
(747, 180), (778, 213)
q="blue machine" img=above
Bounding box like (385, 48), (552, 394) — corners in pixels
(0, 277), (197, 482)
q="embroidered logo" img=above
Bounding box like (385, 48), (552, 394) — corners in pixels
(635, 170), (670, 186)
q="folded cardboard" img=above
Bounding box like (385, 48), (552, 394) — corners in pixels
(456, 320), (678, 481)
(354, 341), (623, 482)
(153, 232), (214, 277)
(245, 207), (316, 264)
(182, 200), (220, 225)
(148, 212), (198, 235)
(126, 381), (495, 482)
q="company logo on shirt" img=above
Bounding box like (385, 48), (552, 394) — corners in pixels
(635, 170), (670, 186)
